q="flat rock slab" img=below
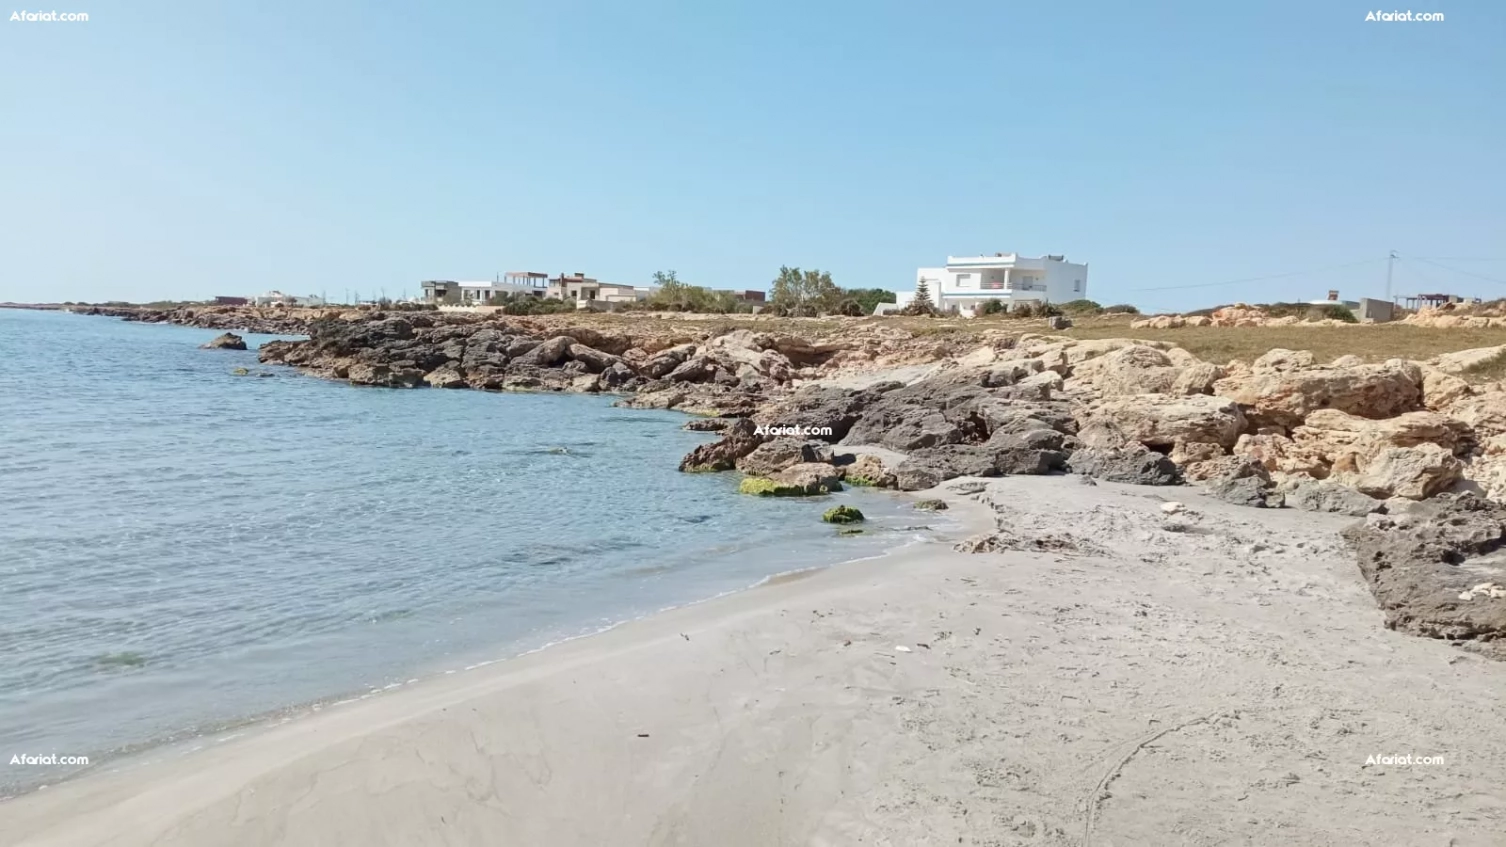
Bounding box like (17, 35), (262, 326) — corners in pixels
(1342, 495), (1506, 658)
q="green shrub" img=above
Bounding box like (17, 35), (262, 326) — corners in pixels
(977, 298), (1006, 316)
(1012, 301), (1062, 318)
(1103, 303), (1140, 315)
(1058, 299), (1103, 315)
(1313, 304), (1358, 323)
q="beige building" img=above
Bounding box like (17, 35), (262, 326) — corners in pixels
(547, 274), (650, 305)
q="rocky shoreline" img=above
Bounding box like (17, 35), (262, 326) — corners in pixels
(83, 304), (1506, 657)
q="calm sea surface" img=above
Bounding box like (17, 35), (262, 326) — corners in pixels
(0, 308), (942, 791)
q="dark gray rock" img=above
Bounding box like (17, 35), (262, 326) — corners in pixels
(201, 332), (246, 350)
(513, 335), (576, 367)
(893, 463), (944, 492)
(1068, 445), (1182, 486)
(1204, 459), (1277, 508)
(679, 418), (766, 472)
(1341, 495), (1506, 658)
(1284, 478), (1382, 516)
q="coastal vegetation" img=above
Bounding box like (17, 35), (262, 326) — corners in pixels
(738, 477), (805, 496)
(820, 505), (865, 524)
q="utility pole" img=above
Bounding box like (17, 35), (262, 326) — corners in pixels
(1386, 250), (1397, 302)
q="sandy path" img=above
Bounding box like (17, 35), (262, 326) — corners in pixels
(3, 478), (1505, 846)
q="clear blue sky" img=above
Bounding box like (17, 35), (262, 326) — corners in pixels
(2, 0), (1501, 309)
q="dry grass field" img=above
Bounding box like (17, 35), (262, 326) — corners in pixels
(539, 311), (1506, 374)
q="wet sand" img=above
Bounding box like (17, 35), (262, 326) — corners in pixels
(4, 477), (1506, 846)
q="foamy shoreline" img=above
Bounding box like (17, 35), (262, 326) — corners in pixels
(0, 483), (948, 803)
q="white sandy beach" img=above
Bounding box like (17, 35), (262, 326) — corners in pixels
(4, 476), (1506, 846)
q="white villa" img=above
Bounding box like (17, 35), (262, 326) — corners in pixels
(252, 290), (326, 307)
(889, 253), (1088, 316)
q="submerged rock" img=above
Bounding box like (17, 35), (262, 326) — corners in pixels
(821, 505), (865, 524)
(738, 477), (805, 497)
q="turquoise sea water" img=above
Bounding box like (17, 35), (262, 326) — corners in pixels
(0, 309), (943, 792)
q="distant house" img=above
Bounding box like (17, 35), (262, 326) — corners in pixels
(422, 274), (549, 305)
(717, 289), (767, 303)
(252, 290), (325, 307)
(893, 252), (1088, 316)
(213, 296), (249, 306)
(546, 274), (649, 306)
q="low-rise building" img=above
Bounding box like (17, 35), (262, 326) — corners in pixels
(717, 289), (767, 303)
(547, 274), (651, 306)
(422, 274), (549, 305)
(895, 252), (1088, 316)
(252, 290), (325, 307)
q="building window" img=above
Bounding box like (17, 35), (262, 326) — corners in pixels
(1074, 280), (1081, 292)
(954, 273), (971, 287)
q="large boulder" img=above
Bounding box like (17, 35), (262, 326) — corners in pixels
(567, 344), (622, 373)
(201, 332), (247, 350)
(513, 335), (577, 367)
(735, 439), (834, 476)
(679, 418), (765, 472)
(1280, 478), (1382, 516)
(1342, 496), (1506, 658)
(901, 442), (1067, 481)
(839, 453), (897, 488)
(347, 362), (425, 388)
(1432, 346), (1506, 375)
(641, 344), (698, 379)
(1202, 459), (1277, 508)
(1067, 445), (1182, 486)
(423, 363), (466, 388)
(1233, 432), (1328, 478)
(1291, 409), (1465, 466)
(769, 462), (844, 494)
(1350, 444), (1462, 500)
(1079, 394), (1246, 450)
(1213, 354), (1424, 428)
(1068, 345), (1182, 397)
(1288, 409), (1467, 499)
(705, 331), (794, 383)
(1422, 367), (1472, 411)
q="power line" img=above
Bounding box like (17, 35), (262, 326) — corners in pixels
(1411, 257), (1506, 287)
(1129, 257), (1387, 292)
(1397, 258), (1445, 291)
(1413, 257), (1506, 262)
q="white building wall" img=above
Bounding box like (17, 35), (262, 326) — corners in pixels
(898, 254), (1089, 315)
(1042, 261), (1088, 302)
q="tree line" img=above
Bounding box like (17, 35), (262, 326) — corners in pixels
(646, 267), (895, 316)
